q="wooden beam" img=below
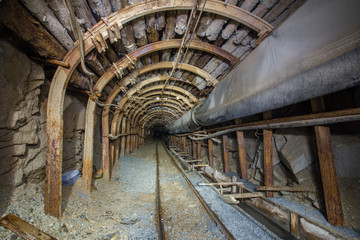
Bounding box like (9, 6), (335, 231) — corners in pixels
(182, 136), (187, 152)
(311, 97), (344, 226)
(263, 111), (274, 198)
(208, 139), (214, 168)
(0, 214), (56, 240)
(235, 118), (248, 180)
(0, 0), (67, 60)
(222, 135), (230, 173)
(224, 192), (263, 199)
(192, 141), (197, 159)
(256, 186), (315, 192)
(197, 141), (202, 159)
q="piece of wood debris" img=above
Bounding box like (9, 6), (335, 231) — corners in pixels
(0, 213), (57, 240)
(224, 192), (263, 199)
(198, 182), (244, 187)
(256, 186), (315, 192)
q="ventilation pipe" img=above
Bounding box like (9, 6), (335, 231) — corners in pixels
(166, 0), (360, 134)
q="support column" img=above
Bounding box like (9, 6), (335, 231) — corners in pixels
(263, 111), (274, 198)
(182, 137), (186, 152)
(208, 139), (214, 168)
(126, 120), (130, 155)
(222, 135), (229, 173)
(192, 141), (197, 159)
(311, 97), (344, 226)
(120, 115), (126, 156)
(235, 119), (248, 180)
(197, 141), (201, 159)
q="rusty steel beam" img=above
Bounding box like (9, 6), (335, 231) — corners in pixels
(84, 0), (273, 43)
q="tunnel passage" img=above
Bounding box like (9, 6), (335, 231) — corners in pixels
(0, 0), (360, 239)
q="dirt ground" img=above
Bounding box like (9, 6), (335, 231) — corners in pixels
(0, 140), (226, 239)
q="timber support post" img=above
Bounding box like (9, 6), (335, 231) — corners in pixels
(208, 139), (214, 168)
(222, 135), (230, 173)
(311, 97), (344, 226)
(235, 119), (248, 180)
(263, 111), (274, 198)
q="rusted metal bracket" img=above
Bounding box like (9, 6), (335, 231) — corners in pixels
(125, 54), (136, 70)
(88, 28), (108, 53)
(102, 17), (122, 44)
(113, 63), (124, 79)
(255, 29), (271, 45)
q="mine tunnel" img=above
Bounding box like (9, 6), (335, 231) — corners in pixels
(0, 0), (360, 239)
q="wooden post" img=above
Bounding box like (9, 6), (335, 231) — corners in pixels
(197, 141), (202, 159)
(208, 139), (214, 168)
(311, 97), (344, 226)
(290, 212), (299, 239)
(263, 111), (274, 198)
(182, 137), (187, 152)
(235, 119), (248, 180)
(222, 135), (230, 173)
(192, 141), (197, 159)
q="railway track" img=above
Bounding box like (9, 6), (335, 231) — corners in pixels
(154, 140), (235, 239)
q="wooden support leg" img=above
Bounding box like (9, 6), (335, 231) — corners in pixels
(311, 97), (344, 226)
(197, 141), (202, 159)
(263, 111), (274, 198)
(182, 136), (187, 152)
(222, 135), (230, 173)
(236, 131), (248, 180)
(192, 141), (197, 159)
(208, 139), (214, 168)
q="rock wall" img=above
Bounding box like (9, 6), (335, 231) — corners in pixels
(0, 39), (47, 187)
(0, 38), (90, 189)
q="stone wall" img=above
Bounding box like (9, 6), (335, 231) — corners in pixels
(0, 39), (47, 187)
(0, 38), (89, 189)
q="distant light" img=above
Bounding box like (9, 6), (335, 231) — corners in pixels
(176, 96), (180, 100)
(156, 97), (160, 100)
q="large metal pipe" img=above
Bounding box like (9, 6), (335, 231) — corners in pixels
(167, 0), (360, 134)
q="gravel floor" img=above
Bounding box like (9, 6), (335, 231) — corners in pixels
(156, 141), (227, 239)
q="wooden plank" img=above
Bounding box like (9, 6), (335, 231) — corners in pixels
(197, 141), (202, 159)
(256, 186), (315, 192)
(263, 111), (274, 198)
(208, 139), (214, 168)
(222, 135), (230, 172)
(0, 0), (67, 60)
(311, 97), (344, 226)
(290, 212), (299, 239)
(186, 160), (202, 163)
(224, 192), (263, 199)
(0, 214), (56, 240)
(203, 166), (231, 183)
(192, 141), (197, 159)
(236, 130), (248, 180)
(199, 182), (244, 187)
(182, 136), (187, 152)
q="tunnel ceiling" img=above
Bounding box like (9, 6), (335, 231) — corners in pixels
(0, 0), (304, 131)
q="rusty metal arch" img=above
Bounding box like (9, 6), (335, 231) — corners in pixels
(102, 85), (197, 180)
(139, 110), (177, 125)
(113, 62), (220, 88)
(46, 0), (273, 217)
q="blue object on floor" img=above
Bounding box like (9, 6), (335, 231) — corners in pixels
(62, 169), (81, 186)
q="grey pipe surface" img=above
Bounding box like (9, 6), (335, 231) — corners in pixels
(167, 0), (360, 134)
